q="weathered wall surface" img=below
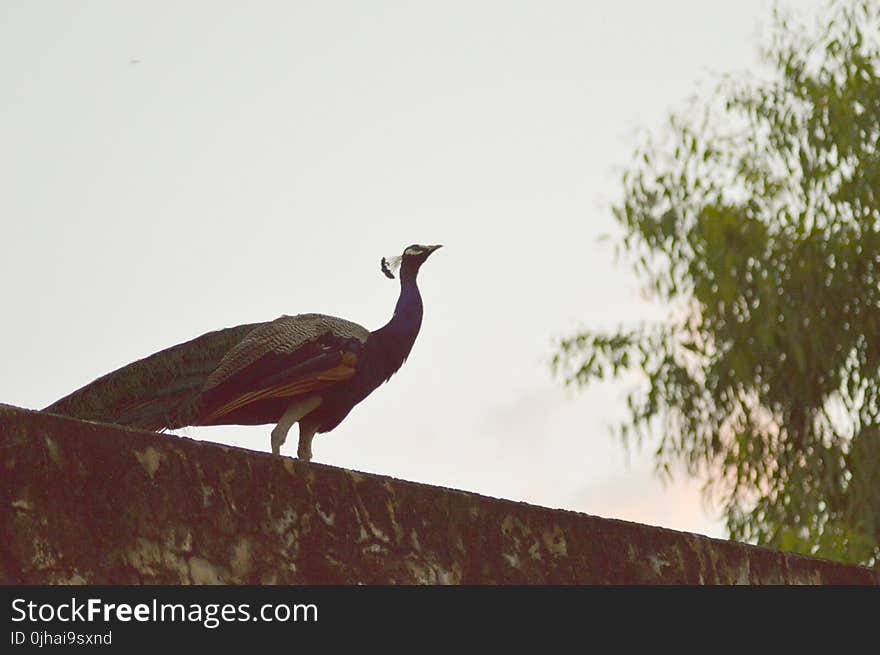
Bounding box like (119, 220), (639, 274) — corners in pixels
(1, 404), (876, 584)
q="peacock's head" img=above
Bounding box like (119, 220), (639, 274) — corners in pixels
(381, 244), (442, 280)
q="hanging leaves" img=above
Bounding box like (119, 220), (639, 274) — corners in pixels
(553, 0), (880, 565)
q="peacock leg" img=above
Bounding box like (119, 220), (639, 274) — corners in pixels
(270, 395), (322, 455)
(297, 419), (319, 462)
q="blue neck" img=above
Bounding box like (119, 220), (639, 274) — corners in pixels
(393, 275), (423, 330)
(371, 275), (423, 379)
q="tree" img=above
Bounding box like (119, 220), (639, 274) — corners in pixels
(553, 0), (880, 565)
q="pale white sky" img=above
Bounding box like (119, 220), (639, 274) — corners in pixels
(1, 1), (823, 540)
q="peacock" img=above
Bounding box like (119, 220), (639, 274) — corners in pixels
(45, 244), (442, 461)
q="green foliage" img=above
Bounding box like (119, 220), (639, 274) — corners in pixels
(554, 0), (880, 565)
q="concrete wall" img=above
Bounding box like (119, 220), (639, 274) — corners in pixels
(1, 404), (876, 584)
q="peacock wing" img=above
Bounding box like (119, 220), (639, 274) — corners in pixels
(197, 313), (369, 423)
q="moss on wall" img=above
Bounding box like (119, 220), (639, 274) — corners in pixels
(1, 404), (876, 584)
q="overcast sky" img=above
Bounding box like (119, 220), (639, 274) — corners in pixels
(1, 0), (825, 540)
